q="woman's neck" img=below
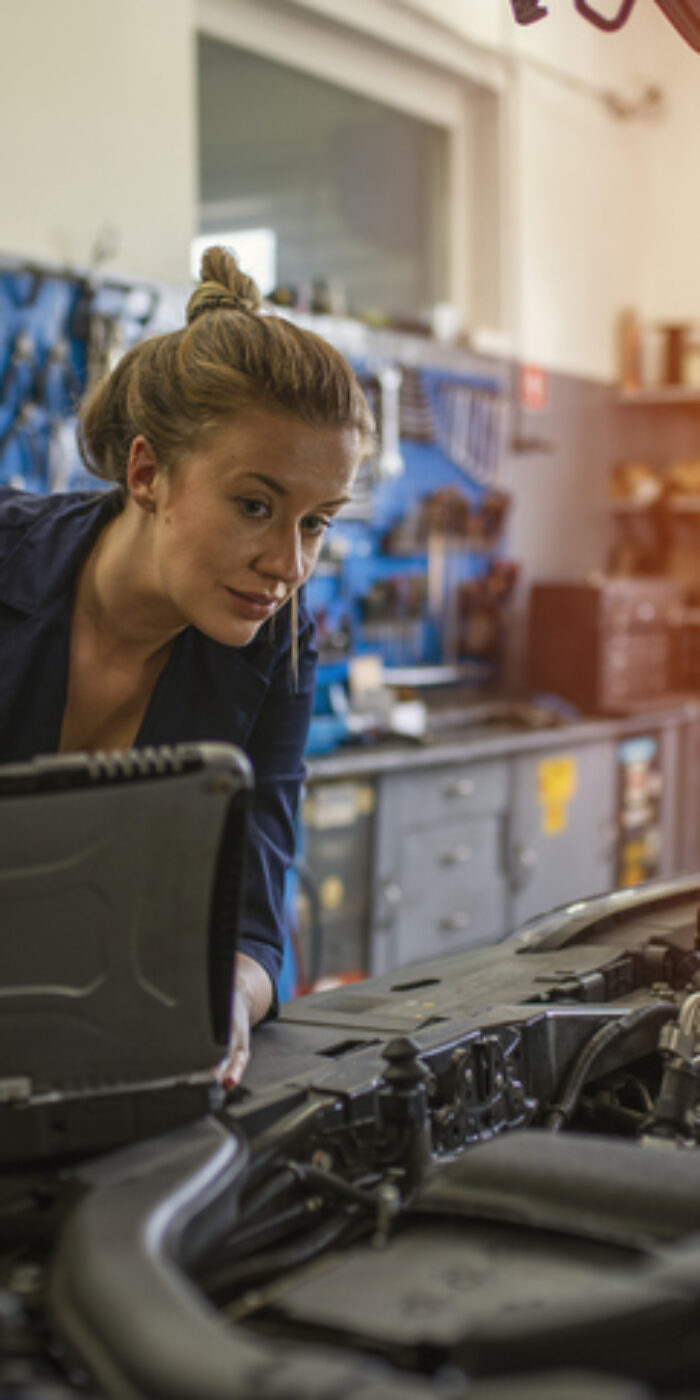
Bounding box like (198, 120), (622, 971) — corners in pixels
(74, 501), (186, 662)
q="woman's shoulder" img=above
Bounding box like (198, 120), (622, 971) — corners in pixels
(0, 489), (122, 604)
(0, 487), (59, 533)
(0, 487), (116, 538)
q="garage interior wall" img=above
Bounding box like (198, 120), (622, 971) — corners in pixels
(0, 0), (693, 373)
(0, 0), (697, 634)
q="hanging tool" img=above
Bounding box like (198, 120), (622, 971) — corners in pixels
(510, 0), (548, 21)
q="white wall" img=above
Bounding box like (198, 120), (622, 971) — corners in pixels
(511, 57), (647, 380)
(507, 2), (694, 380)
(640, 8), (700, 326)
(0, 0), (696, 380)
(0, 0), (196, 283)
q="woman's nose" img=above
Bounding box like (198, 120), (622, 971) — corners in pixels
(256, 524), (304, 586)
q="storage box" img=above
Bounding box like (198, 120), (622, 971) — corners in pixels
(527, 578), (683, 714)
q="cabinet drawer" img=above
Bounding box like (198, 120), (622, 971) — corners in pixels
(389, 759), (508, 827)
(395, 881), (507, 964)
(393, 815), (507, 964)
(402, 819), (499, 896)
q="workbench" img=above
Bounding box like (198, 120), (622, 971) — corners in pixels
(298, 700), (700, 980)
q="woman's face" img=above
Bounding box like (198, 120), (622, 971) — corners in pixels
(140, 409), (360, 647)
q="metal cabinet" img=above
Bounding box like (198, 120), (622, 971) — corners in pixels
(302, 708), (699, 981)
(507, 740), (618, 929)
(370, 758), (510, 974)
(296, 780), (376, 984)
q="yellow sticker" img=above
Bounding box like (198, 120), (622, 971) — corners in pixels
(537, 756), (577, 835)
(320, 875), (346, 912)
(542, 801), (566, 835)
(620, 838), (646, 888)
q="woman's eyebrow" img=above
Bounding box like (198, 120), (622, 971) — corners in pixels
(242, 472), (351, 508)
(243, 472), (287, 496)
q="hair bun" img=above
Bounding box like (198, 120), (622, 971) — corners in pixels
(186, 244), (262, 324)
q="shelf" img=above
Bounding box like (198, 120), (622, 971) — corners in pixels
(383, 663), (488, 687)
(608, 494), (700, 513)
(618, 387), (700, 405)
(667, 495), (700, 513)
(608, 499), (660, 513)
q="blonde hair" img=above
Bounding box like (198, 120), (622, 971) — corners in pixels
(77, 245), (375, 487)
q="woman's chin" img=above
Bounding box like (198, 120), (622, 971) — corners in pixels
(212, 616), (265, 648)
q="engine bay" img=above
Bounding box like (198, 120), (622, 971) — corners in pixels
(3, 749), (700, 1398)
(4, 877), (700, 1397)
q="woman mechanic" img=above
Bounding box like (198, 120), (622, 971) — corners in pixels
(0, 246), (374, 1085)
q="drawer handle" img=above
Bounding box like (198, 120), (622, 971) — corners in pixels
(443, 778), (475, 799)
(440, 845), (473, 866)
(440, 910), (471, 931)
(383, 881), (403, 906)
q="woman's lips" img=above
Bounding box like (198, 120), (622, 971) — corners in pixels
(223, 586), (283, 621)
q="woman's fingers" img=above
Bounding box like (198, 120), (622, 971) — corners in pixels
(216, 1043), (250, 1089)
(216, 979), (252, 1088)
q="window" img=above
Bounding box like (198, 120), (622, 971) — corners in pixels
(197, 36), (449, 326)
(194, 0), (505, 337)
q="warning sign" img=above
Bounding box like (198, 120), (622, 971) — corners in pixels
(519, 364), (549, 413)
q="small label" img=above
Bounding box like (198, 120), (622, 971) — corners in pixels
(519, 363), (549, 413)
(308, 782), (374, 829)
(537, 755), (577, 835)
(320, 875), (346, 912)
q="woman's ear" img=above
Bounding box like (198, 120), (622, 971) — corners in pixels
(126, 436), (160, 513)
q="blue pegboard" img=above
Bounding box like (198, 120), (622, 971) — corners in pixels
(306, 429), (506, 688)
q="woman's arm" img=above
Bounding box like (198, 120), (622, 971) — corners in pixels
(219, 597), (318, 1085)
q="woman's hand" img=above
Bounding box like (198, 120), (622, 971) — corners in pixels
(216, 952), (274, 1089)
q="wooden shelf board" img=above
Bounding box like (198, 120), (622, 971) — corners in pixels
(618, 387), (700, 405)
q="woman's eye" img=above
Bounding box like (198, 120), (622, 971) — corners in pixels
(302, 515), (332, 537)
(238, 497), (270, 520)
